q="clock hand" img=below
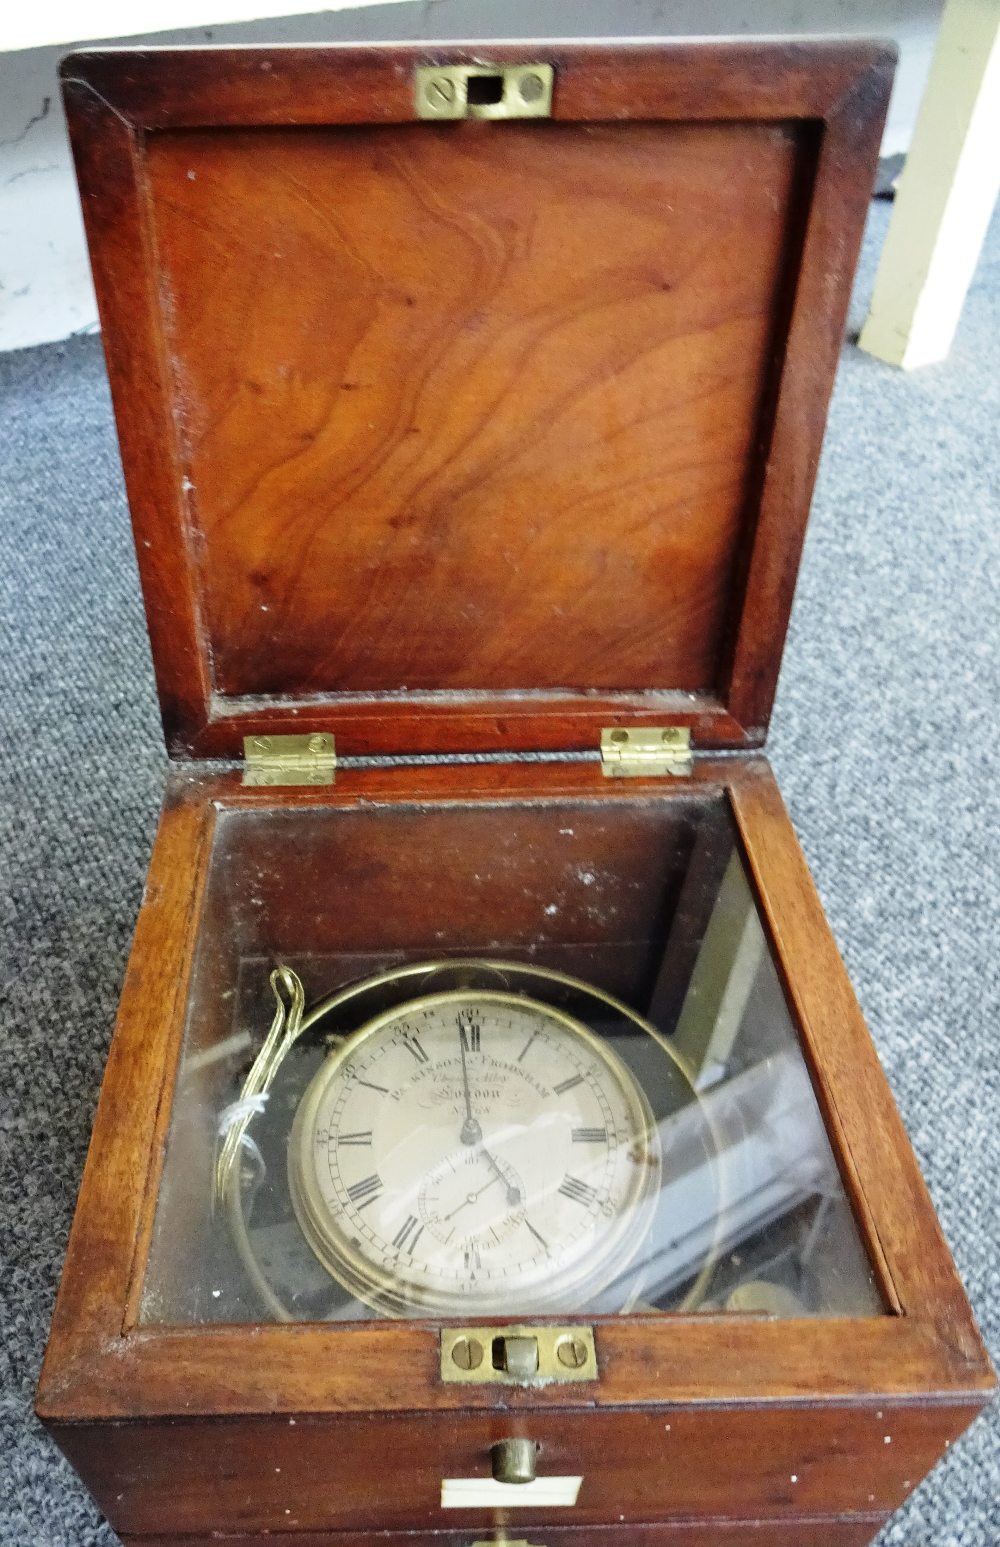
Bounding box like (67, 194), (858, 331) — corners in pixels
(455, 1010), (516, 1200)
(524, 1217), (549, 1253)
(457, 1016), (481, 1146)
(479, 1143), (522, 1206)
(444, 1170), (501, 1220)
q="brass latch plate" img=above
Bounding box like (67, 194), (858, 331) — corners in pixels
(415, 63), (554, 121)
(242, 732), (336, 787)
(441, 1324), (597, 1385)
(600, 725), (693, 779)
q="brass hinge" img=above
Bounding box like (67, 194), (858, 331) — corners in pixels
(600, 725), (693, 779)
(242, 733), (336, 787)
(415, 62), (554, 121)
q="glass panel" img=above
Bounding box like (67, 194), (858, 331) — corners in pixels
(139, 791), (884, 1325)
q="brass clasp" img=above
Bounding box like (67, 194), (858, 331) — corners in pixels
(441, 1324), (597, 1384)
(415, 63), (554, 121)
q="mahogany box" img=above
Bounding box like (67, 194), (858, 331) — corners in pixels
(37, 38), (993, 1547)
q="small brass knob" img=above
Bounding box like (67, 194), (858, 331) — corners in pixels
(491, 1438), (538, 1485)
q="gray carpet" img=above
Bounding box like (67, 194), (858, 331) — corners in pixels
(1, 197), (998, 1545)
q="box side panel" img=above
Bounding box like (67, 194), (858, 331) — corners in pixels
(44, 1402), (984, 1538)
(35, 785), (217, 1402)
(123, 1519), (887, 1547)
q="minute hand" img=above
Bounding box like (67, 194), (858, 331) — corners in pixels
(458, 1021), (482, 1146)
(480, 1143), (522, 1206)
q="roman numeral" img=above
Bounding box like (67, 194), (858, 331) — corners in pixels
(572, 1126), (607, 1144)
(463, 1243), (482, 1273)
(338, 1129), (373, 1146)
(558, 1174), (598, 1207)
(459, 1020), (481, 1052)
(402, 1035), (429, 1064)
(553, 1073), (584, 1096)
(391, 1215), (424, 1253)
(346, 1173), (383, 1209)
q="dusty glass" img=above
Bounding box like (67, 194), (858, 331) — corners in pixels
(140, 791), (883, 1325)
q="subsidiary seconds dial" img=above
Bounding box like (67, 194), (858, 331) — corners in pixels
(288, 990), (660, 1315)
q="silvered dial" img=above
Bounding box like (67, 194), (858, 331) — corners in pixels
(288, 990), (660, 1315)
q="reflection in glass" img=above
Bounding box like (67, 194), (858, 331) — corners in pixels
(140, 794), (883, 1325)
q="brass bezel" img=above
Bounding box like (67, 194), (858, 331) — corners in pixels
(288, 989), (662, 1319)
(220, 958), (722, 1323)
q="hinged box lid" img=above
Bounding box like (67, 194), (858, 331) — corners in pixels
(61, 40), (893, 761)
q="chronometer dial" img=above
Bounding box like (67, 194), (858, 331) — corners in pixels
(289, 990), (660, 1315)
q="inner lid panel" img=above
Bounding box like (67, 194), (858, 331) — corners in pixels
(146, 118), (809, 702)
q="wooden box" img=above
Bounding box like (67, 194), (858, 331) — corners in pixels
(38, 39), (993, 1547)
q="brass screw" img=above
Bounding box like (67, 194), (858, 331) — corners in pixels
(307, 734), (327, 753)
(519, 72), (544, 103)
(556, 1336), (588, 1369)
(610, 729), (628, 744)
(425, 75), (456, 110)
(451, 1336), (484, 1370)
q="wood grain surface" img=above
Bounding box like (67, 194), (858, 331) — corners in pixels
(60, 41), (894, 757)
(123, 1518), (888, 1547)
(144, 119), (802, 702)
(48, 1400), (965, 1536)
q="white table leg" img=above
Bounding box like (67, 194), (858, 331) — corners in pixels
(859, 0), (1000, 369)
